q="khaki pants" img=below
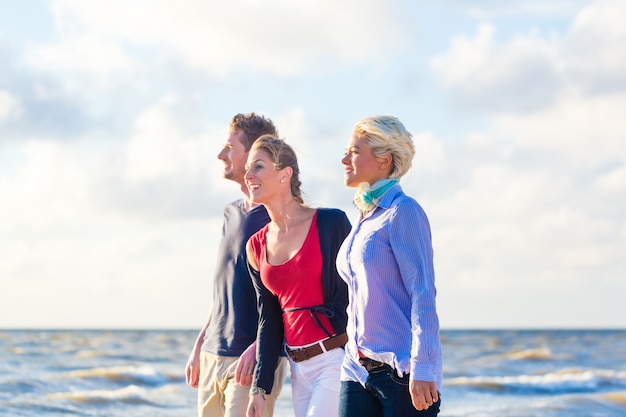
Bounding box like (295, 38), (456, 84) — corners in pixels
(198, 351), (289, 417)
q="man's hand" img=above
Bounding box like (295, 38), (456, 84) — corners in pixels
(409, 380), (438, 411)
(235, 341), (257, 386)
(185, 350), (200, 388)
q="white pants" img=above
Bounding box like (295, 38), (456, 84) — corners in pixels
(289, 347), (344, 417)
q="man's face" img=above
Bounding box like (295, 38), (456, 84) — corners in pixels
(217, 129), (248, 184)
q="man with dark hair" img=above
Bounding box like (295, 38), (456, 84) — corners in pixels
(186, 113), (288, 417)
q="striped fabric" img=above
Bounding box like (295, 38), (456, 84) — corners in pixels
(336, 185), (443, 391)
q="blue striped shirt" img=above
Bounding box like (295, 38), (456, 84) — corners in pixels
(336, 185), (443, 390)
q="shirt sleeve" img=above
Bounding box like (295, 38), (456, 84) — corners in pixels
(247, 235), (284, 394)
(388, 199), (440, 382)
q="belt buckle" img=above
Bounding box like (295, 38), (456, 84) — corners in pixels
(358, 357), (386, 372)
(289, 347), (309, 362)
(287, 343), (319, 362)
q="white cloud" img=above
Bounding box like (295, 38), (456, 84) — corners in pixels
(0, 141), (88, 230)
(0, 90), (23, 121)
(422, 93), (626, 326)
(492, 91), (626, 169)
(123, 95), (208, 183)
(24, 33), (140, 91)
(412, 132), (446, 174)
(430, 23), (560, 112)
(564, 0), (626, 93)
(428, 131), (626, 327)
(46, 0), (408, 77)
(596, 165), (626, 193)
(423, 0), (626, 327)
(453, 1), (590, 18)
(85, 95), (226, 219)
(430, 0), (626, 112)
(0, 112), (219, 328)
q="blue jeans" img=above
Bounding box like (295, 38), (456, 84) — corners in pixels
(338, 365), (441, 417)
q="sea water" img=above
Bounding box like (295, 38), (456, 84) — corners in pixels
(1, 329), (625, 416)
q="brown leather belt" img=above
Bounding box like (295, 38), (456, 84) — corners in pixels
(286, 333), (348, 363)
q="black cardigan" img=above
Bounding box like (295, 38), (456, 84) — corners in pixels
(249, 208), (352, 393)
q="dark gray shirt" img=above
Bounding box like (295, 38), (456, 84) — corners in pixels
(201, 200), (270, 356)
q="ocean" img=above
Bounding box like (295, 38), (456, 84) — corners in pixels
(1, 329), (625, 417)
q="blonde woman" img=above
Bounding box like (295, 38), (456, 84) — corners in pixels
(337, 116), (443, 416)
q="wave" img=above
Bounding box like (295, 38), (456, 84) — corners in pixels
(73, 349), (107, 358)
(447, 368), (626, 394)
(472, 346), (581, 363)
(604, 390), (626, 406)
(502, 347), (553, 360)
(62, 365), (174, 386)
(47, 385), (153, 404)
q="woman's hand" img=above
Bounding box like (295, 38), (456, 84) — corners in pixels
(409, 379), (438, 411)
(235, 341), (257, 386)
(246, 392), (265, 417)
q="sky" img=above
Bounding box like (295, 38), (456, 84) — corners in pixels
(1, 0), (625, 330)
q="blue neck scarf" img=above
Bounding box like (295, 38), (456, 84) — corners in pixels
(353, 178), (399, 215)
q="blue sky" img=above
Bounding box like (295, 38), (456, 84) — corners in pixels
(1, 0), (625, 329)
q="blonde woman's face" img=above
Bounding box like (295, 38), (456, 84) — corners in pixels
(341, 132), (388, 187)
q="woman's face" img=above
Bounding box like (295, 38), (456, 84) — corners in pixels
(245, 148), (284, 204)
(341, 132), (388, 187)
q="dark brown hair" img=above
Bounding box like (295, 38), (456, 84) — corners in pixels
(230, 113), (278, 151)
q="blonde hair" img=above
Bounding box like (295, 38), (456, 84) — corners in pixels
(353, 115), (415, 178)
(250, 135), (305, 205)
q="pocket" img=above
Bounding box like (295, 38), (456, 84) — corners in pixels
(388, 369), (410, 387)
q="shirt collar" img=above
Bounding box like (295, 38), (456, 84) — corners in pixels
(359, 183), (402, 218)
(378, 183), (401, 208)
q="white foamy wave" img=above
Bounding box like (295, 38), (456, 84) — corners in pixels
(73, 349), (106, 358)
(447, 369), (626, 393)
(63, 365), (171, 385)
(48, 385), (150, 404)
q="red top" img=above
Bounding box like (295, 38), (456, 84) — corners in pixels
(249, 211), (332, 347)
